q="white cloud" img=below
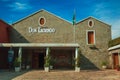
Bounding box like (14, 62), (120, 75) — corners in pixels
(93, 2), (120, 39)
(9, 2), (32, 11)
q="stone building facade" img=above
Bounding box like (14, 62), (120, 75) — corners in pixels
(0, 9), (111, 69)
(0, 20), (11, 69)
(75, 18), (111, 69)
(108, 37), (120, 69)
(108, 45), (120, 69)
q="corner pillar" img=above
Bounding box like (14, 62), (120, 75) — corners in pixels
(18, 47), (22, 70)
(75, 47), (78, 64)
(75, 47), (80, 72)
(109, 52), (113, 69)
(44, 47), (50, 72)
(46, 47), (49, 56)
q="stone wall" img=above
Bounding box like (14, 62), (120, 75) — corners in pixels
(10, 10), (74, 43)
(10, 10), (111, 69)
(76, 17), (111, 69)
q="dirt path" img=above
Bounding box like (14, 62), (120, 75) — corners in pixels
(0, 70), (120, 80)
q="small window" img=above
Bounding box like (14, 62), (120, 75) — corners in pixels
(39, 17), (46, 26)
(89, 21), (92, 26)
(40, 18), (44, 25)
(87, 31), (95, 44)
(88, 20), (94, 27)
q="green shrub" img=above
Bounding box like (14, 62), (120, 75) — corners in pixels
(44, 48), (51, 67)
(101, 61), (107, 66)
(75, 53), (81, 67)
(75, 49), (81, 67)
(14, 57), (20, 67)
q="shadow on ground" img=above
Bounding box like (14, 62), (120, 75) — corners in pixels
(0, 70), (29, 80)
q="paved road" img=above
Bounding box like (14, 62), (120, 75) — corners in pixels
(0, 70), (120, 80)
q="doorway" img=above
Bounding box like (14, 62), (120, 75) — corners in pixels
(32, 53), (45, 69)
(39, 53), (45, 69)
(113, 53), (119, 69)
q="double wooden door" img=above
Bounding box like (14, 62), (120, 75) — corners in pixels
(32, 53), (45, 69)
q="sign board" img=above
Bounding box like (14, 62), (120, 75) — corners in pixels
(29, 27), (55, 33)
(29, 16), (56, 33)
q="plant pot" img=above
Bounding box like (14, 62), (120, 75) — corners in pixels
(26, 65), (30, 69)
(22, 65), (25, 69)
(44, 67), (49, 72)
(75, 67), (80, 72)
(102, 65), (107, 69)
(116, 67), (120, 71)
(117, 68), (119, 71)
(15, 67), (20, 72)
(50, 65), (53, 69)
(116, 65), (120, 71)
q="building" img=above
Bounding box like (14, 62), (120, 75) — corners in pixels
(0, 20), (11, 69)
(108, 37), (120, 69)
(0, 9), (111, 70)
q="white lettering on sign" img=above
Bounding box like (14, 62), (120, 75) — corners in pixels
(29, 27), (55, 33)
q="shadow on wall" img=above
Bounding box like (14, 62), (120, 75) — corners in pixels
(9, 27), (29, 43)
(80, 53), (99, 70)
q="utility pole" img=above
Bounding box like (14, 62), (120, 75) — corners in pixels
(73, 9), (76, 43)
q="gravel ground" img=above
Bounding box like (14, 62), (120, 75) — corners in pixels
(0, 69), (120, 80)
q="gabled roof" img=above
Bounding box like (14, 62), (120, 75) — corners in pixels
(11, 9), (111, 27)
(109, 37), (120, 47)
(76, 16), (111, 26)
(12, 9), (71, 25)
(108, 44), (120, 51)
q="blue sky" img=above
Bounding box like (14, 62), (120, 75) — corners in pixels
(0, 0), (120, 39)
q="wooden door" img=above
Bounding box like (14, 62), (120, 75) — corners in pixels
(113, 53), (119, 69)
(32, 53), (39, 69)
(54, 53), (71, 68)
(88, 31), (94, 44)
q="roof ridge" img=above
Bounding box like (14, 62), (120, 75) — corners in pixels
(12, 9), (43, 25)
(76, 16), (111, 26)
(12, 9), (72, 25)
